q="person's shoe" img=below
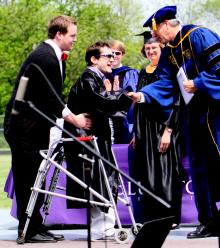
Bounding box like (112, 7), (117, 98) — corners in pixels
(187, 224), (216, 239)
(91, 228), (115, 242)
(41, 230), (65, 241)
(91, 233), (115, 242)
(171, 223), (179, 230)
(25, 233), (57, 243)
(38, 224), (64, 241)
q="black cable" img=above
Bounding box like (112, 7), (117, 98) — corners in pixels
(25, 63), (65, 108)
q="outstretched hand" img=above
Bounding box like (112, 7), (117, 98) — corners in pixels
(127, 92), (142, 103)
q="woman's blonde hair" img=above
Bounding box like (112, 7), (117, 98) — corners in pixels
(107, 40), (125, 54)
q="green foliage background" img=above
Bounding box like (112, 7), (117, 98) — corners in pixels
(0, 0), (146, 114)
(1, 0), (220, 115)
(0, 154), (11, 208)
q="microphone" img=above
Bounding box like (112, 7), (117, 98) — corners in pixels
(12, 76), (29, 114)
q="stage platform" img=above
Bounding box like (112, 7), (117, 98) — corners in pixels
(0, 209), (219, 248)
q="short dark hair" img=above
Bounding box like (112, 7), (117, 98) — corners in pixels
(85, 41), (110, 66)
(48, 15), (77, 39)
(141, 38), (162, 57)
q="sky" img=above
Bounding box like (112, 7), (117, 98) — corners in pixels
(138, 0), (220, 34)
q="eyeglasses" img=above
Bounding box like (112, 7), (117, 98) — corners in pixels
(112, 51), (122, 56)
(99, 54), (114, 59)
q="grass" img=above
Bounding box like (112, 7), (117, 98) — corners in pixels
(0, 152), (13, 208)
(0, 117), (13, 209)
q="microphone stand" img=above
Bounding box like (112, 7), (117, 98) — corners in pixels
(78, 154), (95, 248)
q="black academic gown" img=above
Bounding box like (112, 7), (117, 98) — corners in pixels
(63, 68), (132, 209)
(130, 68), (184, 224)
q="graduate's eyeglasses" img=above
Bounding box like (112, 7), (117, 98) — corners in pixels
(112, 51), (122, 56)
(98, 54), (114, 59)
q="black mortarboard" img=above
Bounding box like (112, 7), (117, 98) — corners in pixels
(143, 6), (177, 30)
(136, 31), (152, 44)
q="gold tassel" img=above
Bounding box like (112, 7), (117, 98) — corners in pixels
(152, 17), (157, 31)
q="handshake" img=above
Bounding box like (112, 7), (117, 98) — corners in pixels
(127, 92), (142, 103)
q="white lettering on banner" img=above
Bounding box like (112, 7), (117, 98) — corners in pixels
(185, 180), (194, 200)
(118, 180), (194, 200)
(127, 181), (136, 196)
(185, 180), (194, 195)
(117, 181), (143, 196)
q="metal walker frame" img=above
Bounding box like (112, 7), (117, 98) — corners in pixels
(17, 136), (142, 244)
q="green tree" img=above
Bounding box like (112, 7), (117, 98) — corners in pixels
(0, 0), (58, 114)
(205, 0), (220, 16)
(0, 0), (144, 114)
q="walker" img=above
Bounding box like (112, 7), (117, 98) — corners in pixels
(16, 136), (142, 244)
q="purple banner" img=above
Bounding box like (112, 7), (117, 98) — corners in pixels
(4, 144), (198, 225)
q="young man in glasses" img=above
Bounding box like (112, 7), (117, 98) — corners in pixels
(63, 41), (132, 240)
(107, 40), (139, 144)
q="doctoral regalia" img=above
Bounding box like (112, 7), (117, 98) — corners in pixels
(139, 25), (220, 225)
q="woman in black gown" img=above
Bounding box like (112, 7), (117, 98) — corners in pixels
(129, 32), (185, 228)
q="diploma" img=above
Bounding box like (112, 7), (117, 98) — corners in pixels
(176, 67), (194, 105)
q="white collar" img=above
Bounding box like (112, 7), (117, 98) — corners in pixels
(45, 39), (62, 61)
(113, 63), (123, 69)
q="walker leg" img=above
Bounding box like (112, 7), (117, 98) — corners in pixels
(42, 148), (65, 223)
(91, 137), (133, 244)
(111, 146), (143, 236)
(17, 145), (57, 243)
(92, 138), (123, 230)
